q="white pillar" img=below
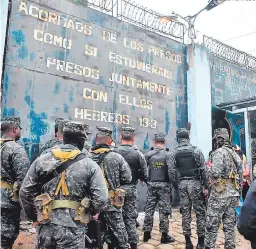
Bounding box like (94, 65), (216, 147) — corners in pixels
(187, 44), (212, 160)
(0, 0), (9, 80)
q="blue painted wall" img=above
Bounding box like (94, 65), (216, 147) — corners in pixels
(210, 55), (256, 105)
(2, 0), (188, 161)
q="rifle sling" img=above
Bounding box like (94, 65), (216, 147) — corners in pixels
(43, 153), (86, 184)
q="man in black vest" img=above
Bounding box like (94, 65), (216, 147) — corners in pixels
(169, 128), (209, 249)
(90, 127), (132, 249)
(143, 133), (175, 244)
(116, 126), (148, 249)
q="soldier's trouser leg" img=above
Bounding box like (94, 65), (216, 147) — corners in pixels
(180, 182), (192, 236)
(143, 185), (158, 232)
(205, 196), (228, 249)
(104, 208), (129, 249)
(191, 183), (206, 236)
(1, 208), (20, 249)
(36, 223), (86, 249)
(158, 186), (172, 233)
(222, 197), (237, 249)
(123, 185), (139, 244)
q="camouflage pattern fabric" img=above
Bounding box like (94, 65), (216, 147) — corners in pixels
(1, 116), (21, 127)
(63, 121), (87, 136)
(20, 143), (108, 247)
(39, 137), (62, 156)
(91, 145), (132, 248)
(36, 223), (86, 249)
(121, 126), (135, 135)
(205, 142), (242, 249)
(1, 135), (30, 248)
(168, 136), (208, 238)
(103, 207), (129, 248)
(40, 141), (91, 158)
(115, 144), (148, 244)
(96, 126), (112, 136)
(84, 141), (91, 151)
(179, 180), (206, 236)
(143, 182), (172, 233)
(205, 196), (238, 249)
(123, 184), (139, 244)
(154, 133), (166, 142)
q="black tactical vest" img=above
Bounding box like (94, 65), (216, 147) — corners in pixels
(175, 147), (197, 177)
(116, 145), (140, 184)
(147, 149), (168, 182)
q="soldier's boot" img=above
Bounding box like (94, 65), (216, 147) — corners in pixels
(143, 231), (151, 242)
(130, 243), (137, 249)
(196, 236), (204, 249)
(161, 233), (175, 244)
(185, 235), (194, 249)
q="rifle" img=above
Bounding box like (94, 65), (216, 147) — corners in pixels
(86, 219), (104, 249)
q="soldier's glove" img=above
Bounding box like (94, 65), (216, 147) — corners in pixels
(179, 207), (183, 214)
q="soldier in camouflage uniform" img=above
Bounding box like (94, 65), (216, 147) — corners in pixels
(169, 128), (209, 249)
(41, 120), (91, 158)
(1, 117), (30, 249)
(20, 121), (109, 249)
(143, 133), (175, 244)
(38, 118), (64, 155)
(90, 127), (132, 249)
(205, 128), (243, 249)
(115, 126), (148, 249)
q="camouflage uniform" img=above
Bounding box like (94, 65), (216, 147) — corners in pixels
(205, 128), (243, 249)
(40, 120), (91, 158)
(115, 127), (148, 247)
(19, 121), (109, 249)
(91, 127), (132, 249)
(1, 117), (30, 249)
(169, 128), (209, 249)
(38, 118), (65, 156)
(143, 133), (175, 243)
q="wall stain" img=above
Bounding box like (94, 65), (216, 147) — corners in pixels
(143, 133), (149, 151)
(12, 30), (25, 45)
(99, 76), (105, 85)
(29, 52), (35, 61)
(53, 81), (61, 94)
(69, 87), (74, 102)
(165, 109), (170, 135)
(18, 44), (28, 59)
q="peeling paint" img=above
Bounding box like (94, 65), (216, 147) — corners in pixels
(165, 109), (170, 135)
(53, 81), (61, 94)
(12, 30), (25, 45)
(69, 87), (74, 102)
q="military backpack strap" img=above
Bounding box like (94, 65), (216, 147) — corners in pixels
(42, 153), (86, 185)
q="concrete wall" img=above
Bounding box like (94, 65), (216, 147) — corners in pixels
(2, 0), (187, 162)
(187, 44), (212, 160)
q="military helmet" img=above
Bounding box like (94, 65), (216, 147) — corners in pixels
(212, 128), (229, 140)
(121, 126), (135, 135)
(1, 116), (22, 129)
(96, 126), (112, 137)
(176, 128), (189, 139)
(63, 121), (87, 137)
(154, 133), (166, 142)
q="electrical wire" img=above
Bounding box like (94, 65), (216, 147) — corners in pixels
(222, 31), (256, 42)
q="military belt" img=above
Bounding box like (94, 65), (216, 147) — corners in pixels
(52, 200), (81, 210)
(0, 181), (13, 190)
